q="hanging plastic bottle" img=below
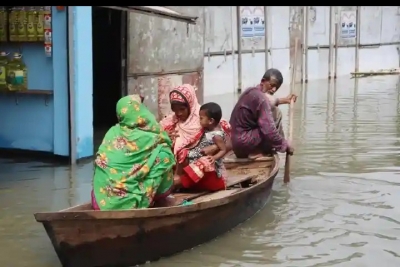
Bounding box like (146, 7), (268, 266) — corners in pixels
(0, 52), (9, 91)
(7, 53), (27, 91)
(17, 6), (28, 42)
(0, 7), (8, 42)
(43, 7), (52, 57)
(8, 7), (18, 42)
(35, 6), (44, 42)
(27, 6), (37, 42)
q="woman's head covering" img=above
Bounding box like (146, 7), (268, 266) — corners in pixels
(169, 84), (198, 111)
(116, 94), (160, 133)
(93, 94), (175, 210)
(160, 84), (202, 155)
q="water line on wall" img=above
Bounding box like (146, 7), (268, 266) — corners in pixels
(231, 7), (235, 61)
(397, 46), (400, 68)
(309, 7), (317, 23)
(304, 6), (309, 83)
(355, 6), (361, 73)
(236, 6), (242, 93)
(230, 7), (236, 95)
(328, 6), (333, 79)
(334, 7), (339, 79)
(264, 6), (269, 70)
(300, 6), (305, 83)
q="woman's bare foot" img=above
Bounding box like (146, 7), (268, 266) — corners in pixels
(153, 196), (177, 207)
(173, 174), (182, 189)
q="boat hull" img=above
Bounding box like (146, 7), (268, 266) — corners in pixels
(36, 155), (280, 267)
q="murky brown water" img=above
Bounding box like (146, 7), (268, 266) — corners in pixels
(1, 76), (400, 267)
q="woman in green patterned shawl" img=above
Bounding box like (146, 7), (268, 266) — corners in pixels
(91, 95), (176, 210)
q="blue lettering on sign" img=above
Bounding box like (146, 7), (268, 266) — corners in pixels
(241, 16), (254, 38)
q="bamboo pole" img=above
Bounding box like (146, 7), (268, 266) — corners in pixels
(350, 68), (400, 78)
(283, 37), (299, 183)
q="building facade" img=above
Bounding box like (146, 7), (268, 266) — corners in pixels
(2, 6), (399, 162)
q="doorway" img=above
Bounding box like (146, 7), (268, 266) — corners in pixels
(91, 7), (127, 151)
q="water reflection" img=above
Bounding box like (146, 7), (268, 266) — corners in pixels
(0, 76), (400, 266)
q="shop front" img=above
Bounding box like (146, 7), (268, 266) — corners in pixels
(68, 6), (201, 164)
(0, 6), (69, 156)
(0, 6), (200, 163)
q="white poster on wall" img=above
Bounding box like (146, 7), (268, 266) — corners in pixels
(241, 6), (254, 38)
(252, 7), (265, 37)
(340, 10), (356, 39)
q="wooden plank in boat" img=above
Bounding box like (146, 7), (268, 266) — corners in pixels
(223, 153), (274, 170)
(225, 159), (273, 170)
(223, 154), (274, 163)
(65, 173), (259, 210)
(167, 173), (259, 206)
(225, 173), (258, 187)
(167, 192), (207, 206)
(192, 188), (242, 203)
(56, 155), (275, 211)
(61, 203), (92, 212)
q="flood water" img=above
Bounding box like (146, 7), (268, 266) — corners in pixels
(1, 76), (400, 267)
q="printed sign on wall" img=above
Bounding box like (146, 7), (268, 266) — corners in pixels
(240, 6), (254, 38)
(240, 6), (266, 49)
(252, 7), (265, 37)
(340, 10), (356, 39)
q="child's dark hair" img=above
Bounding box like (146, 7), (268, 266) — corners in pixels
(200, 102), (222, 124)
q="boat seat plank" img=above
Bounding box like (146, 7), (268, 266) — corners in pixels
(223, 152), (274, 170)
(192, 188), (242, 203)
(225, 173), (258, 187)
(223, 153), (274, 163)
(165, 173), (259, 207)
(58, 155), (276, 211)
(168, 191), (207, 205)
(61, 203), (92, 212)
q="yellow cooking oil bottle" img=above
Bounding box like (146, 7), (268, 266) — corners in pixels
(36, 6), (44, 42)
(0, 52), (9, 91)
(0, 7), (8, 42)
(8, 7), (18, 41)
(27, 6), (37, 42)
(7, 53), (27, 91)
(17, 6), (27, 42)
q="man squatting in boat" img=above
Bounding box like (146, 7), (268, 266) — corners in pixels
(228, 68), (296, 159)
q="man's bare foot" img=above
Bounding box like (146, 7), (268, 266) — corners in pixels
(248, 153), (265, 160)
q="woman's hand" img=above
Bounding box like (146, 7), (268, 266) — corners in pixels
(201, 145), (219, 156)
(204, 156), (215, 165)
(168, 130), (179, 140)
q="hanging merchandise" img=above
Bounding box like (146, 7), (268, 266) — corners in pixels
(36, 6), (44, 41)
(27, 6), (37, 42)
(43, 6), (51, 29)
(8, 7), (18, 42)
(0, 52), (9, 91)
(43, 6), (52, 57)
(7, 53), (27, 91)
(44, 29), (52, 45)
(44, 44), (51, 57)
(0, 7), (8, 42)
(17, 6), (27, 42)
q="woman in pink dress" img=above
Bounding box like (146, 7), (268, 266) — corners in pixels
(160, 84), (231, 191)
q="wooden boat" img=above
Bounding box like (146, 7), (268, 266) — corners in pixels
(34, 154), (280, 267)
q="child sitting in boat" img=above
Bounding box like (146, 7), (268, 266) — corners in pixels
(186, 102), (229, 178)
